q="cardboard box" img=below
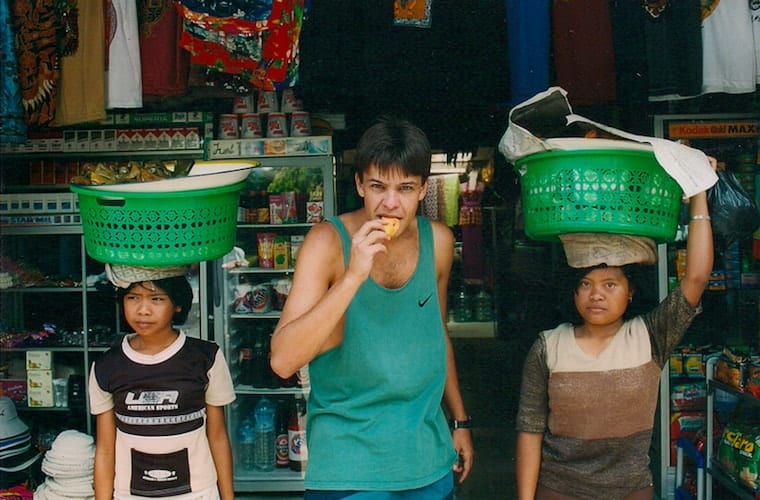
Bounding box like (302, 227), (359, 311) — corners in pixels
(27, 387), (54, 407)
(26, 351), (52, 370)
(0, 379), (27, 405)
(27, 369), (52, 389)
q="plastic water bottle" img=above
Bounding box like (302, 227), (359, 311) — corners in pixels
(253, 397), (276, 472)
(238, 416), (256, 470)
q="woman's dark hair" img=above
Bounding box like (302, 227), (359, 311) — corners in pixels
(558, 263), (652, 324)
(117, 276), (193, 325)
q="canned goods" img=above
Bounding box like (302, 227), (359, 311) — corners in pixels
(232, 94), (255, 113)
(281, 88), (301, 113)
(217, 114), (239, 139)
(257, 90), (278, 113)
(290, 111), (311, 137)
(250, 283), (272, 313)
(267, 112), (287, 138)
(241, 113), (263, 138)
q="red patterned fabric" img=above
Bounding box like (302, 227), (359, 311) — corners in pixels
(177, 0), (306, 90)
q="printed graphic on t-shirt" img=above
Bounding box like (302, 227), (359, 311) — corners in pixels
(130, 448), (191, 497)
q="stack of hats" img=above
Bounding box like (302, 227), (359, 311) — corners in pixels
(34, 430), (95, 500)
(0, 396), (42, 488)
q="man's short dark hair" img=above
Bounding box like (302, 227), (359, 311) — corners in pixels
(354, 116), (432, 183)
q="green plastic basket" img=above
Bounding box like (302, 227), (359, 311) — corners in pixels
(514, 148), (683, 243)
(71, 182), (244, 266)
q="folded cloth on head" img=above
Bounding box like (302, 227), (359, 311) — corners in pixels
(498, 86), (718, 198)
(105, 264), (187, 288)
(560, 233), (657, 268)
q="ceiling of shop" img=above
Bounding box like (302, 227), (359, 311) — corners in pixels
(297, 1), (510, 154)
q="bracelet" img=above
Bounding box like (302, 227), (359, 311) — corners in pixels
(690, 215), (711, 221)
(449, 416), (473, 430)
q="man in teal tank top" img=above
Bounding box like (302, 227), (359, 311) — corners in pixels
(271, 117), (474, 498)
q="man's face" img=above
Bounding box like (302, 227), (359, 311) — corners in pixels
(355, 164), (427, 224)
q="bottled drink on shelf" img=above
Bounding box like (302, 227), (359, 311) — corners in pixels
(275, 400), (290, 468)
(253, 397), (276, 472)
(265, 333), (280, 389)
(453, 284), (473, 322)
(474, 288), (493, 322)
(237, 415), (256, 470)
(238, 341), (254, 387)
(251, 331), (267, 388)
(288, 394), (308, 472)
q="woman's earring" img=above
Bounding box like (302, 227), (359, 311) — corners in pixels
(628, 296), (633, 303)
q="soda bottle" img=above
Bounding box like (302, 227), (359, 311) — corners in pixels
(288, 394), (308, 472)
(251, 331), (267, 388)
(253, 397), (276, 472)
(474, 288), (493, 322)
(265, 333), (280, 389)
(275, 400), (290, 468)
(237, 415), (256, 470)
(238, 341), (254, 387)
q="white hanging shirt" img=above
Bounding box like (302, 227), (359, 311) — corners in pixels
(105, 0), (143, 108)
(701, 0), (757, 95)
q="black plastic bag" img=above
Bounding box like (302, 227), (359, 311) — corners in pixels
(707, 169), (760, 248)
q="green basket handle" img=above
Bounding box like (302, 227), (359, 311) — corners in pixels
(96, 197), (126, 207)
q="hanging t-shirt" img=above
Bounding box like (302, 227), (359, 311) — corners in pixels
(106, 0), (142, 109)
(551, 0), (616, 105)
(139, 0), (189, 97)
(701, 0), (756, 95)
(643, 0), (703, 101)
(55, 0), (106, 126)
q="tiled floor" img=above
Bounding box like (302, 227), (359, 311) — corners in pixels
(238, 337), (519, 499)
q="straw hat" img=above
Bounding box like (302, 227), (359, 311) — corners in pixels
(0, 397), (41, 473)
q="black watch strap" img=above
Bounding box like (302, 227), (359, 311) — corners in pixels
(449, 416), (473, 430)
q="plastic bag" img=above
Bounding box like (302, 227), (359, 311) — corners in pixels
(707, 169), (760, 248)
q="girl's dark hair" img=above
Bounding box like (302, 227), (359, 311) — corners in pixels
(117, 276), (193, 325)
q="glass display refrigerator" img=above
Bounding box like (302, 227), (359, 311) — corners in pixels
(209, 148), (335, 493)
(652, 113), (760, 499)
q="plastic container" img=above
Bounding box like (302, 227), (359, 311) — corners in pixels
(71, 182), (244, 266)
(253, 397), (276, 472)
(514, 147), (683, 242)
(238, 416), (256, 470)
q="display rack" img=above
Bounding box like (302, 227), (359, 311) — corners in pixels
(211, 152), (335, 492)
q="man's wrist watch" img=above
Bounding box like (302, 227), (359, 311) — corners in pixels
(449, 416), (473, 430)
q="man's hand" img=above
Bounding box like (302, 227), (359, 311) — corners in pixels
(451, 429), (474, 483)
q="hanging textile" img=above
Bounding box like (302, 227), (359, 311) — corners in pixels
(177, 0), (308, 91)
(701, 0), (756, 95)
(105, 0), (142, 109)
(459, 171), (485, 283)
(551, 0), (616, 105)
(55, 0), (106, 126)
(139, 0), (189, 97)
(393, 0), (432, 28)
(0, 0), (26, 143)
(644, 0), (702, 100)
(10, 0), (60, 127)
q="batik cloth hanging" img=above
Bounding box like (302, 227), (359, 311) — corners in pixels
(0, 0), (27, 142)
(10, 0), (61, 127)
(177, 0), (308, 91)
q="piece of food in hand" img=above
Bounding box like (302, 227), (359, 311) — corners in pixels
(381, 217), (400, 239)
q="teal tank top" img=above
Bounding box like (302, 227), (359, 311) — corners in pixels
(304, 216), (457, 491)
